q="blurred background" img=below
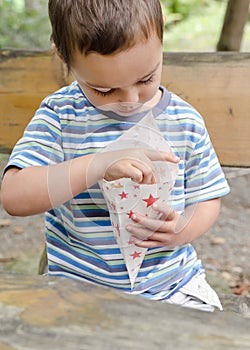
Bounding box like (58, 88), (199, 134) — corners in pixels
(0, 0), (250, 298)
(0, 0), (250, 51)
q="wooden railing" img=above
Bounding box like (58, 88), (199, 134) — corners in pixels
(1, 50), (250, 166)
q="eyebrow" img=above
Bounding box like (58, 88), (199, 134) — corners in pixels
(85, 62), (161, 90)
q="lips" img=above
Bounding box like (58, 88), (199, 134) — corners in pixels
(116, 103), (144, 115)
(117, 107), (141, 115)
(98, 103), (146, 116)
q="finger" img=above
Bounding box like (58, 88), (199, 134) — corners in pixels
(131, 232), (178, 248)
(127, 165), (143, 183)
(134, 238), (177, 249)
(144, 149), (180, 164)
(131, 237), (163, 249)
(129, 212), (167, 232)
(152, 203), (176, 221)
(104, 162), (143, 183)
(141, 170), (156, 184)
(126, 223), (155, 240)
(129, 225), (170, 243)
(131, 160), (156, 184)
(131, 237), (168, 250)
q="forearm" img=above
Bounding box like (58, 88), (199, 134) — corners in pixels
(1, 148), (179, 216)
(0, 154), (100, 216)
(176, 198), (221, 244)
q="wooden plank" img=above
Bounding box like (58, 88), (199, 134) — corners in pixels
(0, 94), (43, 152)
(162, 52), (250, 167)
(0, 50), (68, 151)
(0, 50), (249, 166)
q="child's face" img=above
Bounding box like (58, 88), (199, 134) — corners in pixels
(71, 33), (163, 116)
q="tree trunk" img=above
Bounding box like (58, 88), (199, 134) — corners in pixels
(217, 0), (250, 51)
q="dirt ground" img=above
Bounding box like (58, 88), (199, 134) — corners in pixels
(0, 154), (250, 297)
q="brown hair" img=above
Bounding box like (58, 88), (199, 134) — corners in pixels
(48, 0), (164, 69)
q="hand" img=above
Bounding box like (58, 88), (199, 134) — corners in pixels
(126, 203), (187, 249)
(100, 148), (179, 184)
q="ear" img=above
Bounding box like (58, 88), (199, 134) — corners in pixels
(51, 42), (65, 63)
(50, 42), (71, 79)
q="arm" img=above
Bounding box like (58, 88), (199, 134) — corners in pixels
(126, 198), (221, 248)
(0, 149), (179, 216)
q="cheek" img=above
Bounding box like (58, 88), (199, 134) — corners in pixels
(140, 83), (160, 101)
(79, 88), (107, 107)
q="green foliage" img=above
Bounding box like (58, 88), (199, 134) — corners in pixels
(160, 0), (224, 28)
(163, 0), (228, 51)
(0, 0), (51, 49)
(0, 0), (249, 51)
(163, 0), (208, 17)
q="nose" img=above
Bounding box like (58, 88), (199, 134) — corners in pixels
(118, 86), (139, 104)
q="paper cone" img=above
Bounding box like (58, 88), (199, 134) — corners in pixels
(99, 111), (178, 287)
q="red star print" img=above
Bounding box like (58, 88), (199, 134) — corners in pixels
(127, 210), (135, 219)
(143, 194), (159, 208)
(130, 251), (142, 260)
(119, 191), (128, 199)
(127, 238), (133, 245)
(111, 203), (117, 211)
(115, 224), (120, 236)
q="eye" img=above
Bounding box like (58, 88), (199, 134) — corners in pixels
(138, 74), (154, 85)
(94, 88), (115, 97)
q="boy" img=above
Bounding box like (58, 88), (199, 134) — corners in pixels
(0, 0), (229, 311)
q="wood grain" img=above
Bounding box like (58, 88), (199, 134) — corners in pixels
(0, 50), (249, 166)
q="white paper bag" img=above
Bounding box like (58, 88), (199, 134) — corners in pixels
(99, 112), (178, 287)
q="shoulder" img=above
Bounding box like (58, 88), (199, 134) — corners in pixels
(158, 88), (206, 139)
(168, 92), (205, 128)
(40, 81), (92, 115)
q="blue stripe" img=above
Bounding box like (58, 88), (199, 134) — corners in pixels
(7, 83), (230, 301)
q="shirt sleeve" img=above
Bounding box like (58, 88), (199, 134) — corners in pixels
(184, 122), (230, 206)
(4, 99), (64, 173)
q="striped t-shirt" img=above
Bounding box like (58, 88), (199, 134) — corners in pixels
(7, 83), (230, 300)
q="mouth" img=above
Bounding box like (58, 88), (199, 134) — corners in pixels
(117, 107), (141, 116)
(116, 103), (149, 116)
(98, 103), (148, 117)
